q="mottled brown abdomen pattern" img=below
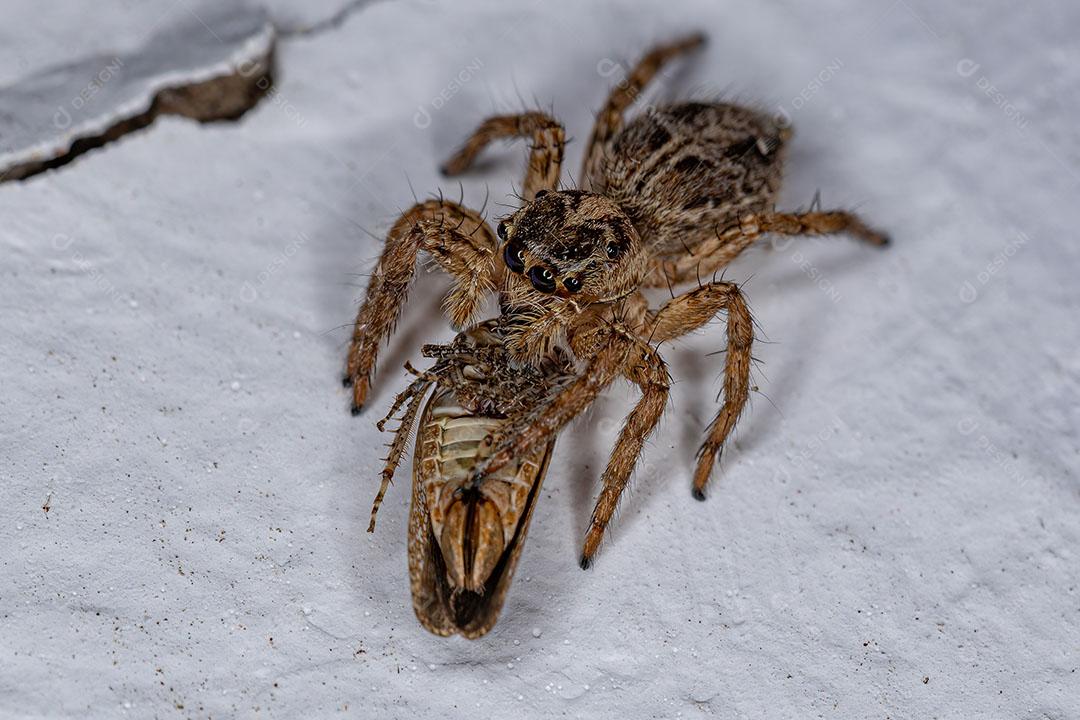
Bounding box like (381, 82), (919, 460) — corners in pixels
(599, 102), (788, 258)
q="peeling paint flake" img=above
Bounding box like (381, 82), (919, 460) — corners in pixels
(0, 4), (275, 182)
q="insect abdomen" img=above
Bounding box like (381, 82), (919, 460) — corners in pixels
(408, 387), (554, 638)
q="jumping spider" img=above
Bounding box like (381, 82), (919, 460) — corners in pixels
(345, 33), (888, 570)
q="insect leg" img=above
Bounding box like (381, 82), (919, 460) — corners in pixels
(368, 376), (431, 532)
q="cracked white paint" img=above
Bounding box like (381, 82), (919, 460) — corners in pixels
(0, 4), (274, 178)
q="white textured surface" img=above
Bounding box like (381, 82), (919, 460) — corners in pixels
(1, 1), (1077, 718)
(0, 1), (361, 86)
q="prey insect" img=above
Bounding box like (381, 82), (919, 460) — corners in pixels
(369, 320), (575, 638)
(349, 33), (888, 637)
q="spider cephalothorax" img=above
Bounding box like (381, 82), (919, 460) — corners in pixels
(496, 189), (649, 362)
(498, 189), (647, 303)
(348, 33), (889, 609)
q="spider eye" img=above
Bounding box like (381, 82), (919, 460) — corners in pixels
(563, 276), (582, 293)
(496, 221), (508, 241)
(503, 241), (525, 273)
(534, 189), (548, 199)
(528, 265), (556, 293)
(606, 242), (621, 259)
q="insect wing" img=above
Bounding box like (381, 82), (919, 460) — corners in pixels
(407, 389), (554, 638)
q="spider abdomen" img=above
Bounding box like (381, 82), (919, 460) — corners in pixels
(600, 101), (788, 258)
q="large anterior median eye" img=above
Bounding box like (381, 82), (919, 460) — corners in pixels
(503, 241), (525, 273)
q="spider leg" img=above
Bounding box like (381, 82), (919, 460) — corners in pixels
(581, 33), (706, 188)
(644, 209), (889, 286)
(643, 280), (754, 500)
(470, 332), (633, 481)
(344, 200), (498, 413)
(441, 112), (565, 201)
(580, 340), (670, 568)
(469, 325), (670, 568)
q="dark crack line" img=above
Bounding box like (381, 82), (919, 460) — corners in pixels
(275, 0), (380, 39)
(1, 53), (275, 183)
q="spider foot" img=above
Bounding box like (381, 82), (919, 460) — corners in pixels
(347, 377), (372, 416)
